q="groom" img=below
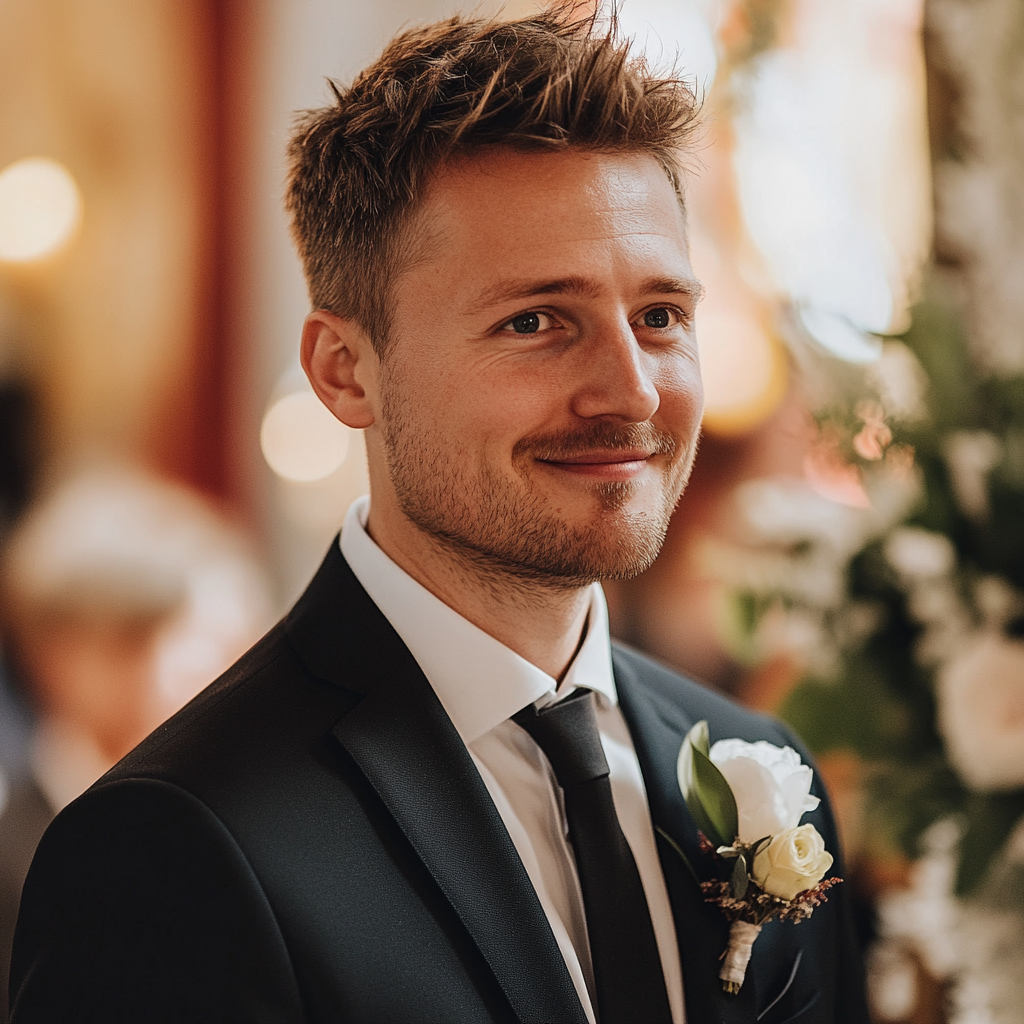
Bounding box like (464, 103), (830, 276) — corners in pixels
(10, 8), (866, 1023)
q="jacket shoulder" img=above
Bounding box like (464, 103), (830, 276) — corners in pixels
(611, 641), (798, 749)
(104, 618), (359, 798)
(10, 776), (305, 1023)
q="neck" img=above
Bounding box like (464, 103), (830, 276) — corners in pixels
(366, 504), (593, 681)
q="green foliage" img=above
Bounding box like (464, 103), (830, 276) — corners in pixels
(687, 719), (711, 757)
(898, 285), (1024, 590)
(733, 277), (1024, 895)
(731, 852), (750, 900)
(679, 721), (739, 848)
(655, 826), (699, 883)
(900, 289), (979, 432)
(780, 662), (911, 761)
(692, 746), (739, 848)
(955, 792), (1024, 896)
(864, 756), (966, 860)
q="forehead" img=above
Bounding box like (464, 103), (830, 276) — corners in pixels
(409, 148), (691, 286)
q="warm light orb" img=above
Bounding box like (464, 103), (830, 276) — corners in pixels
(699, 308), (788, 436)
(260, 390), (352, 482)
(688, 229), (788, 437)
(0, 157), (83, 262)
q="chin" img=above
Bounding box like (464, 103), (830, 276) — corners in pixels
(517, 504), (675, 585)
(585, 518), (671, 580)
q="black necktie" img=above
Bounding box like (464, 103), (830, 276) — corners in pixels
(513, 688), (673, 1024)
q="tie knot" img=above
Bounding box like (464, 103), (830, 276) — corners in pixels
(512, 688), (610, 788)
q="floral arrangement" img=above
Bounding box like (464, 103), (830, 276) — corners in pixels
(709, 283), (1024, 1018)
(663, 721), (841, 993)
(725, 287), (1024, 892)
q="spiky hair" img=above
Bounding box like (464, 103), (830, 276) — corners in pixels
(285, 5), (701, 352)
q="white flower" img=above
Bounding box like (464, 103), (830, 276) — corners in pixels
(867, 341), (928, 422)
(884, 527), (955, 579)
(752, 824), (833, 901)
(736, 478), (859, 550)
(709, 738), (820, 842)
(937, 633), (1024, 790)
(974, 575), (1023, 631)
(943, 431), (1001, 520)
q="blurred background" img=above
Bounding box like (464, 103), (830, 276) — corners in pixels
(1, 0), (1023, 1021)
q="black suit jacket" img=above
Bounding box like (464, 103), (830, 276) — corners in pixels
(9, 543), (867, 1023)
(0, 779), (53, 1023)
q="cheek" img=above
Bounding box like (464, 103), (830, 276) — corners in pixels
(387, 358), (525, 462)
(654, 356), (705, 433)
(442, 362), (560, 438)
(383, 356), (452, 431)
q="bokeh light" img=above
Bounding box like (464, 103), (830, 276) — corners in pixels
(260, 390), (352, 482)
(689, 229), (788, 436)
(0, 157), (83, 263)
(699, 310), (788, 435)
(729, 0), (930, 362)
(616, 0), (719, 91)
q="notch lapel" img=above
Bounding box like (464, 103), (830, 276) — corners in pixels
(286, 544), (587, 1024)
(613, 649), (760, 1024)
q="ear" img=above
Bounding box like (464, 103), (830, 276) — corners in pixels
(300, 310), (377, 430)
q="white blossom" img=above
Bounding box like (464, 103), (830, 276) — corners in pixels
(884, 527), (956, 579)
(709, 738), (820, 842)
(944, 431), (1001, 520)
(868, 341), (929, 422)
(752, 823), (833, 900)
(936, 633), (1024, 791)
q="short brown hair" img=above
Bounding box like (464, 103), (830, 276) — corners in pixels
(285, 5), (701, 353)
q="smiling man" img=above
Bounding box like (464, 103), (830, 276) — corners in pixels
(307, 145), (703, 672)
(10, 9), (867, 1024)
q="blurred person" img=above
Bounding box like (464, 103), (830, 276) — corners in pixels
(0, 375), (39, 784)
(10, 9), (866, 1024)
(0, 465), (272, 1021)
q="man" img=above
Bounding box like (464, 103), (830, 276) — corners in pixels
(10, 9), (867, 1023)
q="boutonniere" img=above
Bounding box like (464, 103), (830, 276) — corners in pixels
(658, 722), (843, 995)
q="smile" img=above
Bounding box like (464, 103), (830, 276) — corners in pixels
(537, 450), (655, 481)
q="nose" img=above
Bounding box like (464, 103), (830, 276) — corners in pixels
(570, 319), (660, 423)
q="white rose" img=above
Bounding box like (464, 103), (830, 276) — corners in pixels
(709, 738), (820, 843)
(752, 824), (833, 901)
(937, 633), (1024, 790)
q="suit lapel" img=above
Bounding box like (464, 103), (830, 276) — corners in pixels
(286, 544), (587, 1024)
(613, 649), (760, 1024)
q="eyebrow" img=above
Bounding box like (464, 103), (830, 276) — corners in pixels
(467, 274), (704, 314)
(640, 276), (706, 303)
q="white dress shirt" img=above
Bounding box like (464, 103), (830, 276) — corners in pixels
(340, 496), (685, 1024)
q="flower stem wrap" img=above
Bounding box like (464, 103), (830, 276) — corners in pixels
(720, 920), (762, 993)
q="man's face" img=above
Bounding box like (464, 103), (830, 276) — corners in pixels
(372, 147), (703, 586)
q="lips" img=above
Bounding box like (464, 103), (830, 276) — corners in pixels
(535, 448), (657, 482)
(539, 449), (654, 466)
(512, 423), (678, 474)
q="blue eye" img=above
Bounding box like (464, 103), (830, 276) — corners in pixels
(643, 308), (672, 329)
(509, 312), (541, 334)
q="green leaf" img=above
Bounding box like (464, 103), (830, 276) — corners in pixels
(655, 826), (699, 884)
(687, 720), (711, 758)
(731, 853), (749, 900)
(955, 792), (1024, 896)
(678, 722), (722, 844)
(691, 743), (740, 848)
(750, 836), (772, 856)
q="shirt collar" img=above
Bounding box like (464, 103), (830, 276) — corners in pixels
(339, 495), (617, 746)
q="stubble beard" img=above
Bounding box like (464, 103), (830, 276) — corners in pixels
(380, 391), (696, 589)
